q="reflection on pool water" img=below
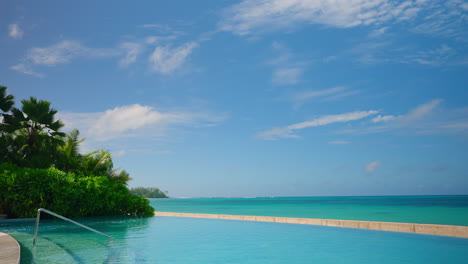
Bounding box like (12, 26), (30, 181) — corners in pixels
(1, 216), (468, 263)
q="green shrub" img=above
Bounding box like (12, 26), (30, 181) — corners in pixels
(0, 163), (154, 218)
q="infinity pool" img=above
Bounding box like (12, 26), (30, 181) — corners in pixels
(1, 216), (468, 263)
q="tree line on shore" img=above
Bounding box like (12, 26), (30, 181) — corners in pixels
(0, 86), (165, 218)
(129, 187), (169, 198)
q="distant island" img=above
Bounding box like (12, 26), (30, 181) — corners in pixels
(130, 187), (169, 198)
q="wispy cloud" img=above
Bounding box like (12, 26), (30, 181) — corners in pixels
(269, 42), (308, 85)
(292, 86), (361, 107)
(11, 40), (120, 76)
(368, 27), (390, 38)
(148, 42), (198, 75)
(341, 99), (468, 135)
(220, 0), (467, 42)
(12, 37), (200, 77)
(59, 104), (226, 141)
(114, 150), (127, 157)
(365, 161), (381, 173)
(220, 0), (424, 35)
(10, 64), (44, 78)
(257, 110), (378, 140)
(293, 87), (347, 101)
(398, 99), (442, 123)
(353, 42), (463, 66)
(145, 35), (179, 45)
(411, 1), (468, 40)
(272, 68), (303, 85)
(8, 24), (23, 39)
(27, 40), (117, 66)
(138, 24), (173, 32)
(119, 42), (142, 67)
(372, 115), (397, 123)
(404, 45), (458, 66)
(329, 140), (350, 145)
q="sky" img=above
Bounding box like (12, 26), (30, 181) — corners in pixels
(1, 0), (468, 197)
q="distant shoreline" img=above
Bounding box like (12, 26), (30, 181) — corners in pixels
(163, 194), (468, 199)
(155, 212), (468, 239)
(149, 196), (468, 226)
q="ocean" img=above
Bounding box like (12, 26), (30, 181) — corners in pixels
(149, 195), (468, 226)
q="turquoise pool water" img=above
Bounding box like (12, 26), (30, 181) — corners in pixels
(1, 216), (468, 263)
(150, 196), (468, 226)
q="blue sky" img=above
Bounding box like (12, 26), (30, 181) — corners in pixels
(2, 0), (468, 197)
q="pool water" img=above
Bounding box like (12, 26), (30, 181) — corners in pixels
(1, 216), (468, 263)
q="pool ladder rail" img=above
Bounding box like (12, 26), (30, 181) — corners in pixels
(33, 208), (111, 247)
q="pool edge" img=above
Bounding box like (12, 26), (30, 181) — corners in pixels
(154, 212), (468, 238)
(0, 232), (20, 264)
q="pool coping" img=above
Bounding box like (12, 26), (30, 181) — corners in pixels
(0, 232), (20, 264)
(155, 212), (468, 238)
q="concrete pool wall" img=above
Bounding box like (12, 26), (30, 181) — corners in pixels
(155, 212), (468, 238)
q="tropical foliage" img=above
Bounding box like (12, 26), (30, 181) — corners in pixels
(0, 163), (154, 218)
(130, 187), (169, 198)
(0, 86), (155, 217)
(0, 90), (65, 168)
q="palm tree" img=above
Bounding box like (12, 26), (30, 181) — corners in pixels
(56, 129), (85, 172)
(0, 86), (15, 163)
(82, 149), (132, 184)
(0, 86), (14, 113)
(3, 97), (65, 167)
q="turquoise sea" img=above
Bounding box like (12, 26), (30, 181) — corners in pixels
(149, 195), (468, 226)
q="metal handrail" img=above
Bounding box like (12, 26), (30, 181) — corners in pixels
(33, 208), (111, 247)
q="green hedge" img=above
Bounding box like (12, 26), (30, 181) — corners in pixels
(0, 163), (154, 218)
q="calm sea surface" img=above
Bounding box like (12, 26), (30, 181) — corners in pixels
(149, 195), (468, 226)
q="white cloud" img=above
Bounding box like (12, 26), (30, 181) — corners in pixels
(13, 37), (202, 77)
(272, 67), (303, 85)
(289, 111), (379, 130)
(411, 1), (468, 39)
(324, 56), (338, 63)
(269, 42), (307, 85)
(10, 64), (44, 78)
(26, 40), (117, 66)
(59, 104), (226, 141)
(323, 89), (362, 101)
(399, 99), (442, 123)
(145, 35), (178, 44)
(91, 104), (174, 139)
(365, 161), (381, 173)
(12, 39), (151, 77)
(352, 41), (461, 66)
(329, 140), (350, 145)
(339, 99), (461, 135)
(149, 42), (198, 74)
(406, 45), (457, 66)
(220, 0), (425, 35)
(294, 87), (346, 101)
(119, 42), (142, 67)
(8, 24), (23, 39)
(372, 115), (397, 123)
(221, 0), (467, 41)
(292, 86), (361, 105)
(257, 110), (378, 140)
(114, 150), (126, 157)
(369, 26), (389, 37)
(138, 24), (172, 32)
